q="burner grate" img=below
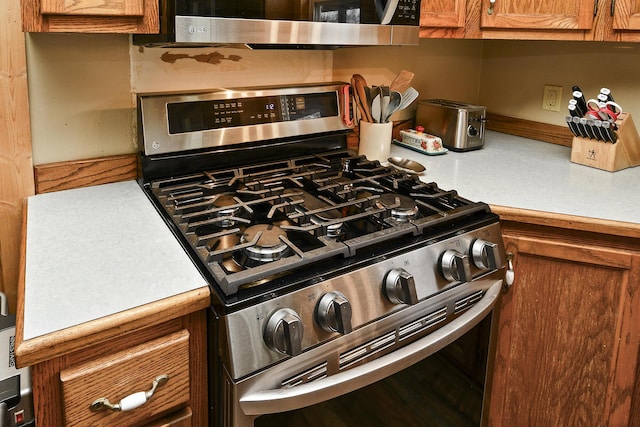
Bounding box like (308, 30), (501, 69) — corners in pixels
(145, 151), (490, 296)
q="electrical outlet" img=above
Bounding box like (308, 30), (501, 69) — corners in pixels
(542, 85), (563, 112)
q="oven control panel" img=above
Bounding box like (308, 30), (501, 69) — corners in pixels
(166, 92), (339, 134)
(138, 83), (351, 155)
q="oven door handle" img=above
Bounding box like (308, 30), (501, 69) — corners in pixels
(239, 280), (502, 415)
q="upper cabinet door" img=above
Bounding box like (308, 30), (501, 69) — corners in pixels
(613, 0), (640, 30)
(480, 0), (595, 31)
(40, 0), (144, 16)
(419, 0), (467, 38)
(22, 0), (158, 33)
(420, 0), (466, 27)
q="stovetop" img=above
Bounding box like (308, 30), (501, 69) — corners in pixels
(137, 83), (498, 312)
(144, 149), (493, 304)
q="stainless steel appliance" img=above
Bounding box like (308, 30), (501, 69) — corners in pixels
(137, 83), (509, 426)
(133, 0), (421, 48)
(416, 99), (487, 152)
(0, 294), (35, 427)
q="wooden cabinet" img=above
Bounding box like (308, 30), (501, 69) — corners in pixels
(21, 0), (159, 33)
(479, 0), (595, 40)
(420, 0), (597, 40)
(28, 311), (208, 427)
(488, 221), (640, 426)
(614, 0), (640, 29)
(60, 330), (190, 427)
(420, 0), (640, 41)
(612, 0), (640, 41)
(419, 0), (469, 38)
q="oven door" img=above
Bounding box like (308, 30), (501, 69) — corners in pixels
(221, 280), (502, 427)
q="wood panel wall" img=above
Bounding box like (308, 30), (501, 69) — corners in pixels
(0, 1), (35, 314)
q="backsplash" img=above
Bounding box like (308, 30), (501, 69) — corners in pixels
(478, 40), (640, 126)
(25, 35), (640, 165)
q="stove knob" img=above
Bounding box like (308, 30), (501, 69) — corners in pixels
(316, 291), (353, 334)
(384, 268), (419, 305)
(471, 239), (498, 270)
(264, 308), (304, 357)
(440, 250), (471, 283)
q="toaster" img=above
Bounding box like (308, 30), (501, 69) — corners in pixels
(416, 99), (487, 151)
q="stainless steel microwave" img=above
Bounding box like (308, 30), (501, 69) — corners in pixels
(133, 0), (421, 48)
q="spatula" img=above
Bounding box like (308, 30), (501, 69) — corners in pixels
(389, 70), (415, 94)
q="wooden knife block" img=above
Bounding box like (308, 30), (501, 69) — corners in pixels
(570, 112), (640, 172)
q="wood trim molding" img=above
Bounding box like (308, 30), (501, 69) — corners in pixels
(491, 204), (640, 240)
(486, 112), (574, 147)
(16, 286), (211, 368)
(1, 0), (35, 314)
(33, 153), (138, 194)
(22, 0), (159, 33)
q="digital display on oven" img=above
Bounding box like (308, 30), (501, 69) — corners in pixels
(166, 92), (338, 134)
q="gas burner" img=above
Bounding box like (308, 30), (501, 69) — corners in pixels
(209, 193), (245, 227)
(375, 193), (420, 222)
(311, 210), (344, 238)
(235, 224), (291, 267)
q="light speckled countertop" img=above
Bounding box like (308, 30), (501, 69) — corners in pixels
(22, 180), (208, 341)
(20, 132), (640, 342)
(390, 130), (640, 225)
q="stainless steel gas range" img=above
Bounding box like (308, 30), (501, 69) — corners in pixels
(137, 83), (509, 427)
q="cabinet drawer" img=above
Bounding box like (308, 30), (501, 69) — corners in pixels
(146, 407), (192, 427)
(40, 0), (144, 16)
(60, 330), (190, 427)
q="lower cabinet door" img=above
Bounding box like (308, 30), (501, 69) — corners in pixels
(60, 330), (191, 427)
(489, 233), (640, 426)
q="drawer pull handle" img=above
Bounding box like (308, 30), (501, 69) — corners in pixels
(90, 374), (169, 412)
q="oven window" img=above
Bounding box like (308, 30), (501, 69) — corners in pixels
(255, 315), (492, 427)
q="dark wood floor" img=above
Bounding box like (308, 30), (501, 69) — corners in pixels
(256, 352), (484, 427)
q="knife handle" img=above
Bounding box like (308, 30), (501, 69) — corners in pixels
(572, 90), (588, 117)
(601, 121), (618, 143)
(566, 116), (580, 137)
(580, 118), (596, 139)
(572, 116), (587, 138)
(568, 103), (581, 118)
(600, 87), (614, 102)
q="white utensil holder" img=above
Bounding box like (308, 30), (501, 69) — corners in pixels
(358, 121), (393, 163)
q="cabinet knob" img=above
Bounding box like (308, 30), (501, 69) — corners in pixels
(488, 0), (496, 15)
(504, 252), (515, 291)
(90, 374), (169, 412)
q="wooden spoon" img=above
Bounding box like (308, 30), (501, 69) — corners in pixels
(352, 74), (373, 122)
(389, 70), (415, 94)
(350, 77), (369, 123)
